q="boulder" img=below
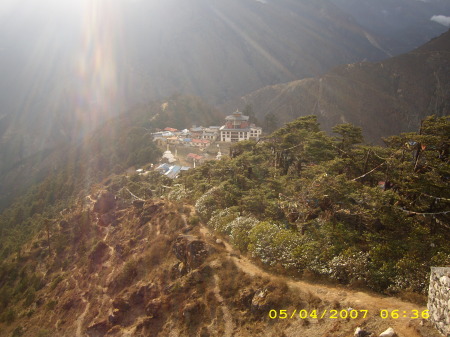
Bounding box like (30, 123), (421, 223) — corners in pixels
(251, 288), (270, 313)
(146, 298), (163, 318)
(109, 297), (131, 323)
(132, 200), (145, 209)
(238, 288), (255, 308)
(99, 211), (118, 227)
(199, 326), (210, 337)
(173, 235), (212, 272)
(61, 298), (76, 311)
(355, 327), (371, 337)
(89, 241), (109, 264)
(93, 191), (116, 214)
(170, 262), (188, 279)
(59, 220), (70, 231)
(379, 327), (396, 337)
(129, 285), (151, 306)
(182, 301), (205, 325)
(139, 202), (164, 226)
(112, 298), (131, 313)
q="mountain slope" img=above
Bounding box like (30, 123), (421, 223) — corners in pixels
(231, 29), (450, 141)
(0, 95), (219, 212)
(1, 0), (448, 177)
(0, 113), (448, 336)
(0, 192), (442, 337)
(0, 0), (392, 167)
(330, 0), (450, 55)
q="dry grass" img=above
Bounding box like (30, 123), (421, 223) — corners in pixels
(398, 291), (427, 305)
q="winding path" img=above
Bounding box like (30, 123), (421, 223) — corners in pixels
(199, 225), (428, 337)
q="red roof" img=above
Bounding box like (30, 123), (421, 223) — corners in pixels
(164, 127), (178, 132)
(187, 153), (203, 160)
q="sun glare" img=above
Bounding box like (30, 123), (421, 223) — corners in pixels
(75, 0), (124, 134)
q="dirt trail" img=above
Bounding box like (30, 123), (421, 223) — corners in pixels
(212, 274), (235, 337)
(199, 225), (427, 337)
(74, 275), (91, 337)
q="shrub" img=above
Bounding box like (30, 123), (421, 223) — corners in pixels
(207, 208), (239, 234)
(11, 326), (24, 337)
(37, 329), (52, 337)
(50, 274), (64, 290)
(1, 308), (16, 324)
(248, 222), (302, 270)
(188, 215), (200, 226)
(195, 186), (223, 221)
(24, 288), (36, 307)
(228, 216), (259, 252)
(327, 250), (369, 284)
(46, 300), (57, 310)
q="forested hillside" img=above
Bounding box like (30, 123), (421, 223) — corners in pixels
(173, 115), (450, 294)
(0, 115), (447, 336)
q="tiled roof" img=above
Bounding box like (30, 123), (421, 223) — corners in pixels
(187, 153), (203, 160)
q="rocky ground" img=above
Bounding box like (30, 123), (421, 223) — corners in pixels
(1, 189), (443, 337)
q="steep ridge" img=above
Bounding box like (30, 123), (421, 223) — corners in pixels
(230, 29), (450, 142)
(0, 187), (443, 336)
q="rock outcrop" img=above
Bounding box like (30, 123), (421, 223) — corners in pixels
(93, 191), (116, 214)
(173, 235), (212, 272)
(428, 267), (450, 336)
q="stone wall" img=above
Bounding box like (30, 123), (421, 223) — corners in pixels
(428, 267), (450, 336)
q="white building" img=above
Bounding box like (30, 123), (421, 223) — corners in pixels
(219, 110), (262, 142)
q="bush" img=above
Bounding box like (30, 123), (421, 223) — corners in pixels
(50, 274), (64, 290)
(207, 208), (239, 234)
(37, 330), (52, 337)
(195, 186), (223, 221)
(228, 217), (259, 252)
(248, 222), (302, 270)
(11, 326), (24, 337)
(46, 300), (57, 310)
(24, 288), (36, 307)
(327, 250), (369, 284)
(1, 308), (16, 324)
(188, 215), (200, 226)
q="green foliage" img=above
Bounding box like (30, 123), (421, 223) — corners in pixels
(24, 288), (36, 307)
(332, 123), (363, 150)
(50, 274), (64, 291)
(182, 115), (450, 294)
(188, 215), (200, 226)
(36, 329), (52, 337)
(46, 300), (57, 311)
(11, 326), (24, 337)
(115, 259), (139, 289)
(1, 307), (16, 325)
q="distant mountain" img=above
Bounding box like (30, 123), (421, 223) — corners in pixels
(1, 0), (449, 201)
(3, 0), (447, 166)
(230, 29), (450, 142)
(330, 0), (450, 55)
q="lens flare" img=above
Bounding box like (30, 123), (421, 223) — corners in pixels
(75, 0), (125, 137)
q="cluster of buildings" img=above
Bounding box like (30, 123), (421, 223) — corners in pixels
(155, 163), (190, 179)
(151, 110), (262, 179)
(152, 110), (262, 147)
(152, 127), (218, 149)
